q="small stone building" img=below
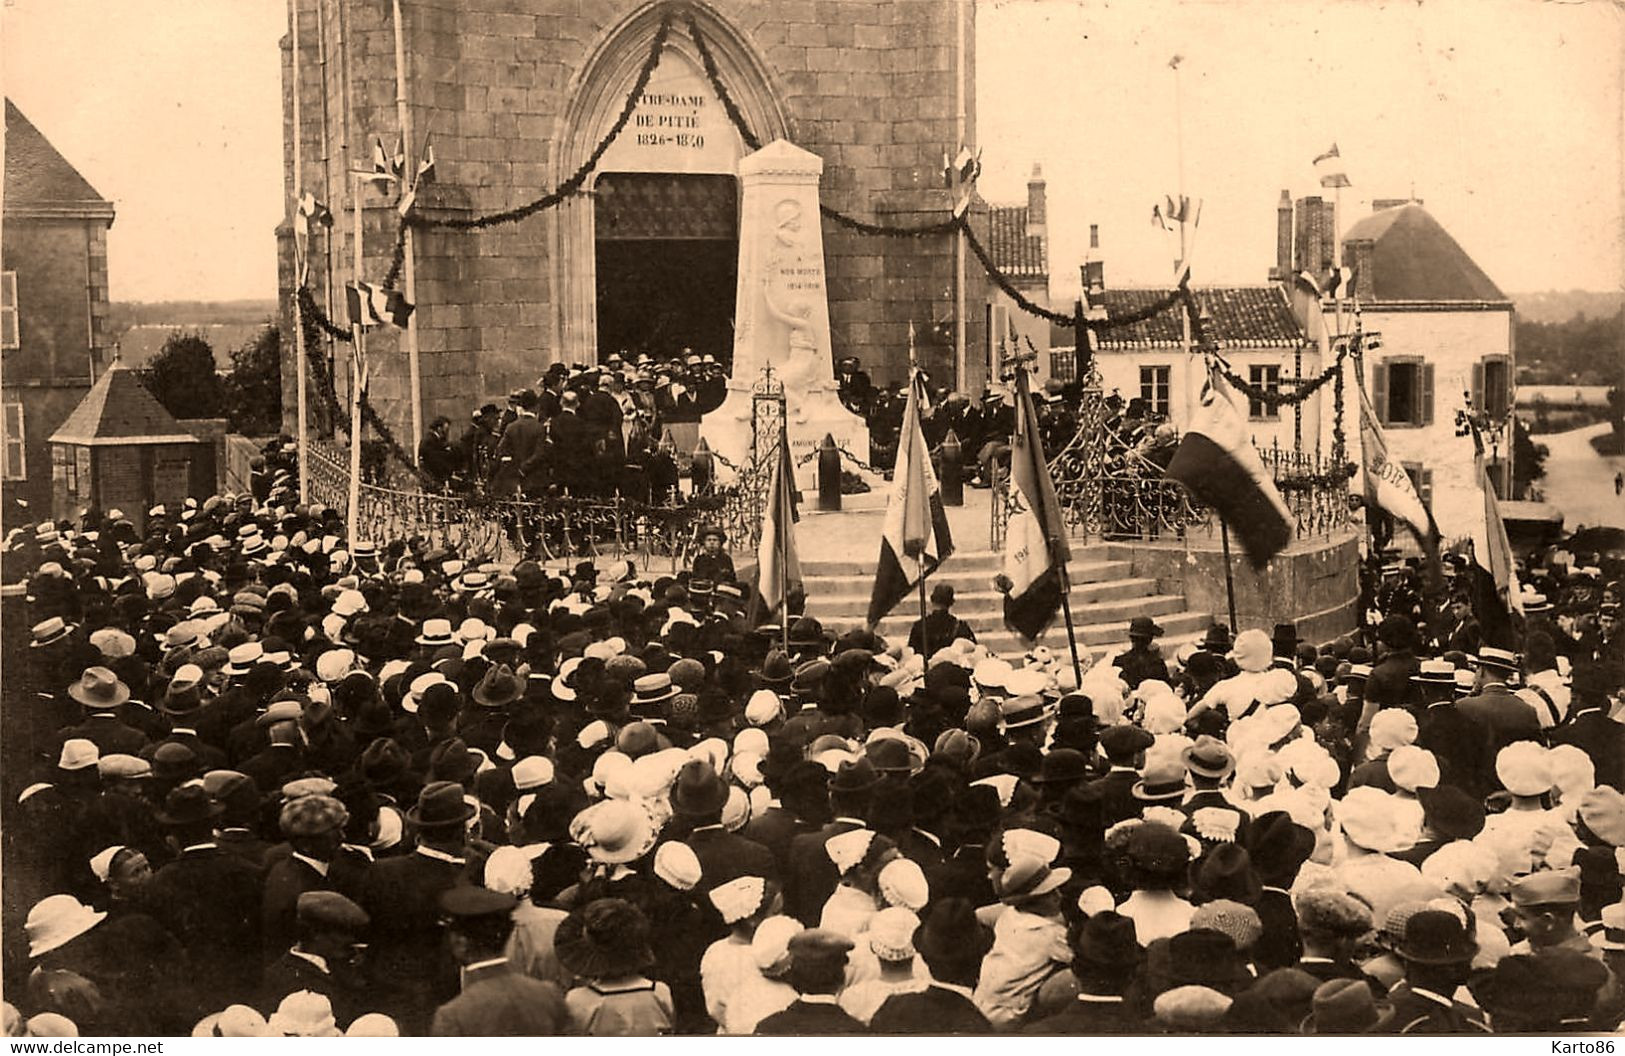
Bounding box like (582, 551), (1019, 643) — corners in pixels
(47, 359), (212, 531)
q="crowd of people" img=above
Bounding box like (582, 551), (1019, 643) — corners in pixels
(1, 478), (1621, 1037)
(392, 349), (1174, 507)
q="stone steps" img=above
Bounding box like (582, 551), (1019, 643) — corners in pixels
(798, 544), (1216, 662)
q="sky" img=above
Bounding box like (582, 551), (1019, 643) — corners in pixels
(1, 0), (1620, 302)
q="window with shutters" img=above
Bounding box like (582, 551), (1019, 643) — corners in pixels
(2, 399), (23, 480)
(1475, 355), (1511, 420)
(1375, 358), (1434, 427)
(1, 272), (17, 350)
(1247, 364), (1281, 420)
(1140, 365), (1171, 417)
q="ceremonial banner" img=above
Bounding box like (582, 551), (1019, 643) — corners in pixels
(1002, 369), (1071, 639)
(1356, 383), (1434, 540)
(867, 370), (953, 626)
(1166, 370), (1293, 568)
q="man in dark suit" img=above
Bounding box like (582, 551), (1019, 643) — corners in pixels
(1385, 910), (1491, 1033)
(55, 667), (149, 757)
(743, 760), (828, 875)
(1366, 615), (1422, 710)
(836, 356), (875, 417)
(261, 891), (370, 1024)
(871, 898), (992, 1034)
(1112, 618), (1169, 690)
(261, 794), (351, 961)
(669, 762), (778, 893)
(1455, 648), (1542, 760)
(1081, 725), (1155, 828)
(361, 782), (480, 1033)
(1551, 662), (1624, 786)
(1025, 911), (1143, 1034)
(239, 711), (307, 792)
(493, 391), (548, 497)
(431, 885), (568, 1035)
(146, 785), (265, 1021)
(755, 930), (867, 1034)
(142, 682), (227, 771)
(907, 583), (976, 657)
(549, 389), (599, 496)
(1414, 660), (1496, 796)
(784, 758), (877, 926)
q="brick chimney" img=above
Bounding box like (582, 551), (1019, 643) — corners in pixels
(1269, 189), (1292, 281)
(1081, 223), (1105, 295)
(1026, 163), (1046, 235)
(1294, 196), (1335, 276)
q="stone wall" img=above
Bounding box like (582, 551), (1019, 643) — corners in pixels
(1116, 528), (1361, 645)
(280, 0), (986, 438)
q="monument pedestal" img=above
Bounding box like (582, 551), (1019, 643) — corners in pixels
(707, 383), (869, 490)
(698, 139), (868, 490)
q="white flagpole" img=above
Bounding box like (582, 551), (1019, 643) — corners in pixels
(349, 172), (366, 535)
(391, 0), (423, 463)
(290, 0), (309, 506)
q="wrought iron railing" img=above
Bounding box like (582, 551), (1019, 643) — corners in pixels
(306, 444), (736, 569)
(989, 364), (1353, 550)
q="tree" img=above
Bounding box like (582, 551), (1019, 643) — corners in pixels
(138, 331), (224, 421)
(223, 324), (284, 436)
(1512, 417), (1547, 498)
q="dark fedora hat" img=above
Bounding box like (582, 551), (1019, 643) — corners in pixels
(1271, 622), (1300, 652)
(1244, 810), (1316, 883)
(1164, 927), (1251, 991)
(830, 756), (880, 793)
(1416, 784), (1485, 841)
(757, 650), (795, 686)
(472, 663), (524, 708)
(1098, 724), (1155, 762)
(913, 896), (992, 975)
(1201, 623), (1233, 652)
(156, 784), (224, 826)
(670, 760), (729, 816)
(1031, 748), (1091, 786)
(1193, 843), (1263, 905)
(1075, 910), (1142, 969)
(1128, 616), (1164, 639)
(407, 780), (476, 828)
(1396, 909), (1477, 965)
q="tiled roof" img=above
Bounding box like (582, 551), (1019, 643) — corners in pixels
(987, 205), (1047, 280)
(1342, 203), (1506, 303)
(4, 100), (114, 221)
(1053, 285), (1304, 350)
(50, 360), (199, 446)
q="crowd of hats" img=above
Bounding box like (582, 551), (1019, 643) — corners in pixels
(1, 487), (1622, 1036)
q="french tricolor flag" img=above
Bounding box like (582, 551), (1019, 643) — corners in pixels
(1165, 370), (1293, 568)
(867, 369), (954, 627)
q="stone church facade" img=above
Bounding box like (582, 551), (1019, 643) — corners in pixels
(278, 0), (987, 444)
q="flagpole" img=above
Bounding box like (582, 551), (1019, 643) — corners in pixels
(290, 0), (309, 505)
(1220, 520), (1239, 633)
(778, 424), (790, 656)
(1056, 560), (1083, 686)
(390, 0), (423, 463)
(348, 172), (366, 535)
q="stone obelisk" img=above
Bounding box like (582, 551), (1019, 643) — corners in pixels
(702, 139), (868, 488)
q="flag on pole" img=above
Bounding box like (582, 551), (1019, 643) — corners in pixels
(1002, 369), (1071, 639)
(1455, 450), (1523, 647)
(867, 370), (954, 626)
(753, 425), (803, 618)
(1356, 383), (1435, 541)
(346, 281), (414, 329)
(1165, 369), (1294, 567)
(1315, 143), (1351, 188)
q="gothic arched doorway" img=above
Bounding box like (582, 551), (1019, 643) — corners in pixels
(553, 3), (788, 366)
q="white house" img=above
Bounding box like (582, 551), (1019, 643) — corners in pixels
(1340, 200), (1516, 545)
